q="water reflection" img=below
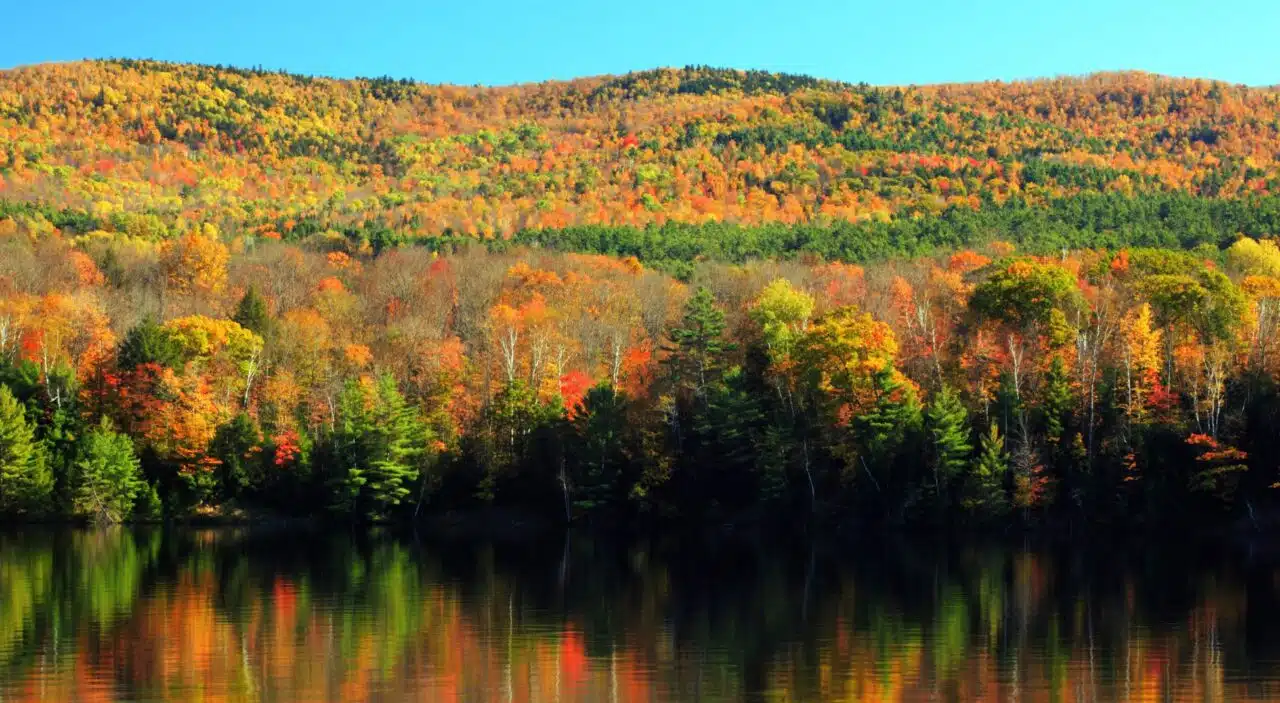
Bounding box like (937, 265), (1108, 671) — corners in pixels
(1, 528), (1279, 702)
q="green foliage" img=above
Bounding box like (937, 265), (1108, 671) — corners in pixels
(1041, 356), (1073, 446)
(970, 260), (1083, 331)
(567, 384), (631, 519)
(0, 385), (52, 517)
(852, 366), (923, 505)
(750, 278), (814, 363)
(327, 375), (429, 521)
(925, 385), (972, 510)
(68, 417), (144, 524)
(210, 413), (263, 501)
(664, 287), (735, 400)
(232, 285), (271, 337)
(964, 423), (1010, 518)
(117, 317), (182, 371)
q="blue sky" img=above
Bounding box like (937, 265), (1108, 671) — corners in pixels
(3, 0), (1277, 86)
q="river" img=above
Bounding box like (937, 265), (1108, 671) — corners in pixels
(1, 527), (1278, 701)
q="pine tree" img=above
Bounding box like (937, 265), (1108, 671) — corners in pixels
(117, 317), (183, 371)
(691, 366), (765, 515)
(964, 422), (1009, 518)
(327, 375), (428, 521)
(568, 384), (631, 519)
(232, 285), (271, 337)
(210, 413), (263, 501)
(365, 374), (427, 520)
(925, 384), (972, 510)
(69, 417), (145, 523)
(0, 385), (52, 517)
(1041, 355), (1073, 447)
(853, 366), (923, 501)
(664, 287), (735, 401)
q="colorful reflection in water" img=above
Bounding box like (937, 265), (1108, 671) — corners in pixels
(2, 528), (1279, 702)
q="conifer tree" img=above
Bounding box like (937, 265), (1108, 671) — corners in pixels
(232, 285), (271, 337)
(926, 384), (972, 510)
(210, 413), (263, 501)
(69, 417), (145, 523)
(568, 384), (631, 519)
(328, 375), (428, 521)
(664, 287), (735, 402)
(964, 422), (1009, 518)
(0, 385), (52, 517)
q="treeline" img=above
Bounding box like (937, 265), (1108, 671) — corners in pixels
(511, 192), (1280, 274)
(9, 191), (1280, 277)
(1, 217), (1279, 532)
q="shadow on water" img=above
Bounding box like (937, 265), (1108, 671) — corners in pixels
(2, 526), (1280, 701)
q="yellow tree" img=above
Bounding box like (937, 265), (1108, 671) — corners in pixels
(161, 227), (229, 298)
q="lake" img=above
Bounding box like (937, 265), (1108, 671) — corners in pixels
(1, 528), (1279, 702)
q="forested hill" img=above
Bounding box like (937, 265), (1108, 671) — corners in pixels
(4, 60), (1280, 262)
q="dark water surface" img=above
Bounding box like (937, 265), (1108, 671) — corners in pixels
(2, 527), (1280, 702)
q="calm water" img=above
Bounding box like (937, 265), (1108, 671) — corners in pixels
(2, 528), (1280, 702)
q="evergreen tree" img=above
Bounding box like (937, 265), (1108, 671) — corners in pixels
(118, 317), (183, 371)
(664, 287), (735, 402)
(964, 422), (1010, 518)
(365, 374), (427, 520)
(1041, 355), (1073, 447)
(0, 385), (52, 517)
(853, 366), (923, 506)
(210, 413), (263, 501)
(69, 417), (145, 523)
(567, 384), (631, 519)
(754, 423), (792, 509)
(474, 380), (557, 502)
(925, 384), (972, 511)
(328, 375), (429, 521)
(690, 366), (765, 516)
(232, 285), (271, 337)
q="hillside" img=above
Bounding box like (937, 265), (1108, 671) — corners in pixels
(4, 61), (1280, 261)
(3, 60), (1280, 531)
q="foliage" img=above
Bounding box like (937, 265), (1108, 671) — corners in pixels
(68, 417), (144, 523)
(0, 385), (52, 516)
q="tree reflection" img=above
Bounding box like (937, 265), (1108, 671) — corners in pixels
(0, 530), (1277, 702)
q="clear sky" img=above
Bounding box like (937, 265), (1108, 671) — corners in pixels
(3, 0), (1277, 87)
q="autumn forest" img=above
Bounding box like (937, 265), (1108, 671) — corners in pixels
(2, 60), (1280, 531)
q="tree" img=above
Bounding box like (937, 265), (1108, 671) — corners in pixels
(210, 413), (263, 501)
(852, 365), (923, 511)
(68, 417), (145, 523)
(964, 422), (1009, 518)
(117, 317), (182, 371)
(232, 285), (271, 337)
(750, 278), (814, 364)
(567, 384), (631, 520)
(925, 384), (971, 512)
(161, 228), (229, 297)
(327, 374), (428, 521)
(0, 384), (51, 516)
(664, 287), (735, 402)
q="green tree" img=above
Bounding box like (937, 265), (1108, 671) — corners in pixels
(1041, 355), (1073, 446)
(68, 417), (145, 523)
(750, 278), (814, 364)
(567, 384), (631, 520)
(328, 375), (429, 521)
(117, 316), (182, 371)
(232, 285), (271, 337)
(210, 413), (263, 501)
(664, 287), (735, 402)
(853, 366), (923, 510)
(925, 385), (972, 511)
(964, 423), (1009, 518)
(0, 385), (52, 516)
